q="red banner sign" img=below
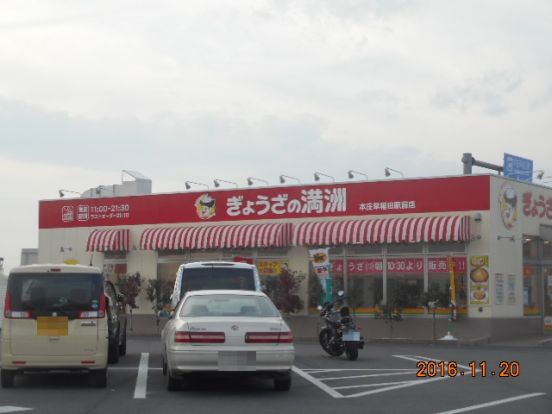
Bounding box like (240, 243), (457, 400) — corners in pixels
(331, 257), (467, 275)
(39, 176), (489, 229)
(522, 191), (552, 220)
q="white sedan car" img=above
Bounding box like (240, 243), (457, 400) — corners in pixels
(161, 290), (295, 391)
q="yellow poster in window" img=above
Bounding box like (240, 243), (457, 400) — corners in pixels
(257, 260), (288, 277)
(469, 256), (490, 305)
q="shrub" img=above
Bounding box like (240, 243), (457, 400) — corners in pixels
(264, 266), (305, 314)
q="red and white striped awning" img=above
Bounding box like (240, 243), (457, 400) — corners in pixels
(293, 216), (470, 246)
(140, 223), (292, 250)
(86, 229), (131, 252)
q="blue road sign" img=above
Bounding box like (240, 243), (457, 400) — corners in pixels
(503, 153), (533, 182)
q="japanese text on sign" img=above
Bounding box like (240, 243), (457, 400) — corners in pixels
(331, 257), (467, 275)
(358, 200), (416, 212)
(61, 204), (131, 223)
(522, 192), (552, 220)
(226, 188), (347, 217)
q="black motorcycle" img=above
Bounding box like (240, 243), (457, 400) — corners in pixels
(318, 291), (364, 361)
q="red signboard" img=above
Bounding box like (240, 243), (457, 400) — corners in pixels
(522, 191), (552, 220)
(331, 257), (467, 275)
(39, 176), (490, 229)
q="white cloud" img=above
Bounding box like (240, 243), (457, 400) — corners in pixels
(1, 0), (552, 270)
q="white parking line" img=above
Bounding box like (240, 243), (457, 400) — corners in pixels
(304, 368), (417, 374)
(295, 354), (480, 399)
(393, 355), (474, 372)
(320, 371), (417, 381)
(133, 353), (149, 399)
(435, 393), (546, 414)
(344, 375), (450, 398)
(292, 366), (343, 399)
(334, 381), (412, 390)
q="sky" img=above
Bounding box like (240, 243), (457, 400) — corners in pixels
(1, 0), (552, 272)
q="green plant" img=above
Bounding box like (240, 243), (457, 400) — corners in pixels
(308, 273), (324, 308)
(264, 267), (305, 314)
(115, 272), (143, 309)
(145, 278), (173, 313)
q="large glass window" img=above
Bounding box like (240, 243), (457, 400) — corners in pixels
(427, 257), (468, 312)
(428, 243), (466, 253)
(387, 257), (424, 308)
(544, 266), (552, 326)
(157, 262), (182, 286)
(387, 244), (423, 254)
(523, 265), (542, 316)
(103, 251), (127, 285)
(522, 235), (544, 316)
(342, 258), (383, 309)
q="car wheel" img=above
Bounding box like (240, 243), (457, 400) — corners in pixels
(1, 369), (15, 388)
(108, 339), (120, 364)
(162, 357), (167, 376)
(274, 371), (292, 391)
(167, 372), (181, 391)
(118, 325), (127, 356)
(93, 368), (107, 388)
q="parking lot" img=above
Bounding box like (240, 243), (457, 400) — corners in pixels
(0, 337), (550, 414)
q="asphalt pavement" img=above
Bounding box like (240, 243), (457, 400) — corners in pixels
(0, 336), (550, 414)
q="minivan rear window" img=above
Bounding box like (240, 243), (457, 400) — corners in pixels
(180, 267), (256, 300)
(7, 273), (103, 318)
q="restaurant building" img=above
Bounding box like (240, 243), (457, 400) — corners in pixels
(38, 174), (552, 339)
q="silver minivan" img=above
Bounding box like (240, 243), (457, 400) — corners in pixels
(170, 261), (262, 309)
(1, 264), (109, 388)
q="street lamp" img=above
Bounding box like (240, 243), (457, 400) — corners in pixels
(279, 174), (301, 184)
(185, 181), (209, 190)
(384, 167), (404, 178)
(213, 178), (238, 188)
(533, 170), (545, 180)
(95, 185), (114, 196)
(247, 177), (269, 186)
(59, 189), (81, 198)
(347, 170), (368, 180)
(314, 171), (335, 182)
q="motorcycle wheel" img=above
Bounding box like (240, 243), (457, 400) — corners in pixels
(319, 328), (344, 357)
(345, 342), (359, 361)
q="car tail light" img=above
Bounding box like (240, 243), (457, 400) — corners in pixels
(245, 331), (294, 344)
(78, 294), (106, 319)
(278, 331), (294, 343)
(98, 293), (106, 318)
(4, 292), (31, 319)
(175, 331), (225, 343)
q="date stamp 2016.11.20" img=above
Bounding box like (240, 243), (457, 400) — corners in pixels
(416, 361), (520, 378)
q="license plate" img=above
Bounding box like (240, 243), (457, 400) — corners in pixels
(218, 351), (256, 371)
(37, 316), (69, 336)
(342, 331), (360, 341)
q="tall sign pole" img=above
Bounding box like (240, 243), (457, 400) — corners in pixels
(441, 256), (458, 341)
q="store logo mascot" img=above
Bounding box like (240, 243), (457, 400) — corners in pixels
(195, 194), (216, 220)
(498, 183), (518, 229)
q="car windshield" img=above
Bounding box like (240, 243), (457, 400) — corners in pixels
(8, 273), (103, 314)
(180, 295), (280, 318)
(179, 267), (255, 299)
